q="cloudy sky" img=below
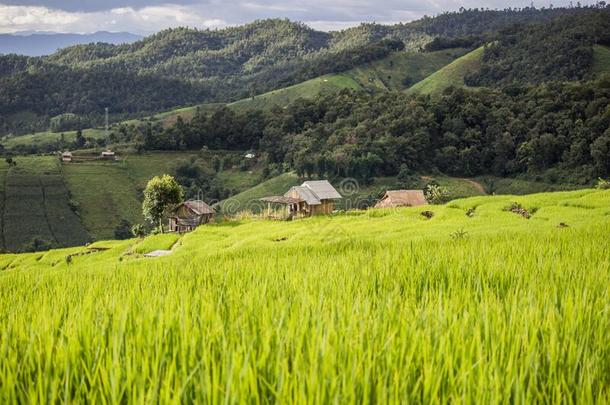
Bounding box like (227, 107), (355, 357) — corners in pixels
(0, 0), (599, 34)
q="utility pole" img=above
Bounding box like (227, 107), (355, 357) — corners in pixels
(105, 107), (109, 138)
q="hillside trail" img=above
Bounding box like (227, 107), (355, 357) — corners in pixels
(420, 176), (487, 195)
(462, 178), (487, 194)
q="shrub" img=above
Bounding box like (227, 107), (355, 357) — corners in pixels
(596, 178), (610, 190)
(424, 184), (449, 204)
(131, 224), (146, 238)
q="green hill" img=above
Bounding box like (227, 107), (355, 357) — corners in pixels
(229, 48), (468, 111)
(406, 46), (484, 95)
(1, 189), (609, 401)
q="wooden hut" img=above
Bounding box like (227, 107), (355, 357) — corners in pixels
(259, 196), (304, 219)
(284, 180), (342, 216)
(374, 190), (428, 208)
(101, 150), (116, 160)
(168, 200), (214, 232)
(61, 151), (73, 162)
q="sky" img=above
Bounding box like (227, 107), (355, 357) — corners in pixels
(0, 0), (600, 34)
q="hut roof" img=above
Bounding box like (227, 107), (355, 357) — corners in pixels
(375, 190), (428, 208)
(301, 180), (342, 200)
(62, 151), (72, 156)
(260, 196), (303, 204)
(286, 186), (321, 205)
(176, 200), (214, 216)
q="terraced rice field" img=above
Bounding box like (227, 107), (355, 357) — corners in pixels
(0, 189), (608, 402)
(0, 156), (90, 251)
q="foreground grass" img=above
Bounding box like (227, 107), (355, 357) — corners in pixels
(0, 189), (609, 402)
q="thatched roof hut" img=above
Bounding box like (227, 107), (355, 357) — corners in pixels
(169, 200), (214, 232)
(374, 190), (428, 208)
(284, 180), (342, 215)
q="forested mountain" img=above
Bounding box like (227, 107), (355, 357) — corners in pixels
(1, 4), (608, 136)
(94, 76), (609, 190)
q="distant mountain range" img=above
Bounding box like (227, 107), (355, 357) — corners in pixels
(0, 31), (142, 56)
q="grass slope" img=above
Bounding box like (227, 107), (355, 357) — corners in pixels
(229, 74), (361, 111)
(63, 162), (143, 240)
(0, 189), (609, 401)
(2, 128), (105, 149)
(229, 49), (467, 111)
(345, 48), (469, 92)
(407, 46), (484, 95)
(1, 156), (90, 251)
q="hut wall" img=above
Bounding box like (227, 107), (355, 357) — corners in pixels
(311, 200), (334, 215)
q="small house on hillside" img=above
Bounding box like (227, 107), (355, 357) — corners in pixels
(285, 180), (342, 216)
(168, 200), (214, 233)
(61, 151), (73, 162)
(374, 190), (428, 208)
(101, 150), (116, 160)
(260, 180), (342, 218)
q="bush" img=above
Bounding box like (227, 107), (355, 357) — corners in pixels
(596, 178), (610, 190)
(424, 184), (449, 204)
(131, 224), (146, 238)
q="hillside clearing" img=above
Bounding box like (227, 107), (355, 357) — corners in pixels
(406, 46), (484, 95)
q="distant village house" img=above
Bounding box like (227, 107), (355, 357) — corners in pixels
(374, 190), (428, 208)
(169, 200), (214, 233)
(61, 151), (73, 162)
(261, 180), (342, 218)
(101, 150), (116, 160)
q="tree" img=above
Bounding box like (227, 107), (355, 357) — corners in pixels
(142, 175), (184, 232)
(131, 224), (146, 238)
(590, 131), (610, 176)
(75, 129), (85, 148)
(424, 184), (449, 204)
(114, 219), (133, 240)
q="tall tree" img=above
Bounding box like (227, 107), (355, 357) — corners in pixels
(142, 175), (184, 232)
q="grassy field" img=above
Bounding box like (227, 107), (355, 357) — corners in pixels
(345, 48), (468, 92)
(0, 189), (609, 402)
(229, 74), (362, 111)
(2, 128), (106, 149)
(0, 156), (90, 252)
(407, 46), (484, 95)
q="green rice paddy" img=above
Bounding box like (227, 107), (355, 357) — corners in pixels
(0, 188), (608, 402)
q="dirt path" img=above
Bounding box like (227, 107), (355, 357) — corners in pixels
(462, 178), (487, 194)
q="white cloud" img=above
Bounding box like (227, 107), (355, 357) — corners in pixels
(0, 0), (602, 34)
(0, 4), (227, 33)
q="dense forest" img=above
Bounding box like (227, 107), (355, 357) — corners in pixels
(1, 4), (608, 135)
(35, 74), (608, 194)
